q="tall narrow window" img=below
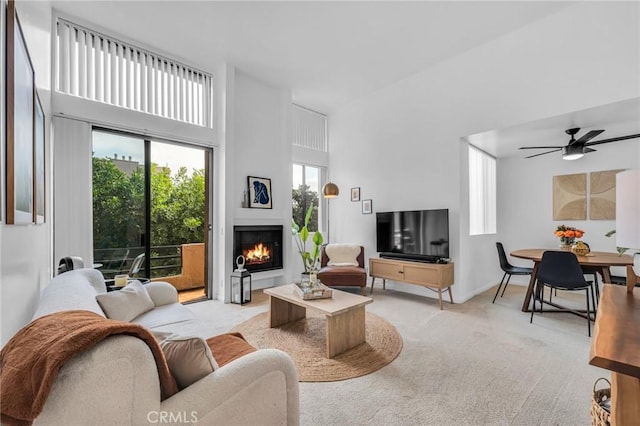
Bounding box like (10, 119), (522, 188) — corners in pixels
(469, 144), (496, 235)
(292, 164), (321, 232)
(292, 104), (328, 234)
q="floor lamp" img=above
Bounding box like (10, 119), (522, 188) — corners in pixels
(322, 182), (339, 243)
(616, 169), (640, 292)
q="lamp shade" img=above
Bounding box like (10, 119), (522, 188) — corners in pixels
(616, 169), (640, 249)
(322, 182), (339, 198)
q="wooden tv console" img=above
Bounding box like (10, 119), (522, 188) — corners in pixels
(369, 257), (454, 309)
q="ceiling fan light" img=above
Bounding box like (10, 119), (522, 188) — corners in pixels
(562, 145), (584, 161)
(562, 152), (584, 161)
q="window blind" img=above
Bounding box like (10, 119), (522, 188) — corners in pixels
(55, 18), (213, 128)
(292, 104), (327, 152)
(469, 144), (497, 235)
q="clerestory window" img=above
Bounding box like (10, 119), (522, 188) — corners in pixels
(55, 18), (213, 128)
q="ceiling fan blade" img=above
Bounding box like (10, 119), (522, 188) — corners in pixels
(525, 149), (561, 159)
(573, 129), (605, 145)
(584, 133), (640, 146)
(519, 146), (563, 150)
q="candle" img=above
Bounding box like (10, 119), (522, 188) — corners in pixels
(114, 274), (128, 287)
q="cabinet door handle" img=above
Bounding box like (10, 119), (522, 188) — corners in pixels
(399, 270), (404, 274)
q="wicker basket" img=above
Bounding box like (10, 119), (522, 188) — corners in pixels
(590, 378), (611, 426)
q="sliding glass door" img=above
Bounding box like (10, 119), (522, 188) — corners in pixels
(149, 141), (208, 299)
(92, 130), (146, 279)
(92, 129), (210, 301)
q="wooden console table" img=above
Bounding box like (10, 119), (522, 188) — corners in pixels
(369, 257), (454, 309)
(589, 284), (640, 425)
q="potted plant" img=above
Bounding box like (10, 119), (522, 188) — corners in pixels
(292, 205), (323, 273)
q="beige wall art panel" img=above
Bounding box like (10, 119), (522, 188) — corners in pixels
(553, 173), (587, 220)
(589, 169), (625, 220)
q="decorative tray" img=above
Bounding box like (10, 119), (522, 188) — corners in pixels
(294, 282), (333, 300)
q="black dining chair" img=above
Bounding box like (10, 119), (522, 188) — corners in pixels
(530, 251), (595, 336)
(549, 242), (601, 309)
(493, 242), (533, 303)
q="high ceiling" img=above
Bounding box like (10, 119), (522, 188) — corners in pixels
(52, 0), (573, 114)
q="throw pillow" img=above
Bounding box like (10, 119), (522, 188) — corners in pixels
(326, 244), (361, 266)
(154, 332), (218, 389)
(206, 332), (257, 367)
(96, 281), (155, 322)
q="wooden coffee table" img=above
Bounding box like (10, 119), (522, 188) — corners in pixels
(263, 284), (373, 358)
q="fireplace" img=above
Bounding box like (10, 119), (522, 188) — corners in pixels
(233, 225), (283, 273)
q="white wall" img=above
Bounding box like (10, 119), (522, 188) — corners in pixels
(225, 70), (293, 297)
(328, 1), (640, 303)
(1, 0), (53, 345)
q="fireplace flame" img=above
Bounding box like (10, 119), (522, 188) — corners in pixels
(245, 243), (271, 263)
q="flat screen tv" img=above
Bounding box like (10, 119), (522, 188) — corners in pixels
(376, 209), (449, 262)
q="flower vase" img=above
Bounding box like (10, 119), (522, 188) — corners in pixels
(309, 269), (320, 289)
(559, 238), (575, 250)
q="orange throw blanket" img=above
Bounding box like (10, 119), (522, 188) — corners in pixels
(0, 310), (178, 426)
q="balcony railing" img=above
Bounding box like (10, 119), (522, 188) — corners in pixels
(94, 243), (205, 292)
(94, 245), (182, 279)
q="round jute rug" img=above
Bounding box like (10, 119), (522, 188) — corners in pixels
(231, 311), (403, 382)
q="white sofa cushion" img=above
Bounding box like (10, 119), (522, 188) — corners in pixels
(96, 281), (155, 322)
(33, 269), (107, 319)
(153, 331), (219, 389)
(144, 281), (179, 306)
(326, 244), (361, 266)
(132, 303), (196, 330)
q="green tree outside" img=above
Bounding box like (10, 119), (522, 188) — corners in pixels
(92, 157), (205, 278)
(292, 184), (319, 232)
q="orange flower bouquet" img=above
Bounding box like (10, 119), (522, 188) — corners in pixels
(554, 225), (585, 246)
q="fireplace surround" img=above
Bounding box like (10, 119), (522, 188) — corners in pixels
(233, 225), (283, 273)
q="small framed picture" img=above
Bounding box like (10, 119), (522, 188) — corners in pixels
(247, 176), (272, 209)
(362, 199), (372, 214)
(350, 187), (360, 202)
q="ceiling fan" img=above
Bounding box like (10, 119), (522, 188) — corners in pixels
(519, 128), (640, 160)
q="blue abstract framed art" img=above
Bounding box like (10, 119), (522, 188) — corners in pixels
(247, 176), (272, 209)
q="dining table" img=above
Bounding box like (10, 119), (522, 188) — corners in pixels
(510, 248), (635, 312)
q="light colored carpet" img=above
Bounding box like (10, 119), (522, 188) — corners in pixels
(231, 311), (403, 381)
(186, 285), (606, 425)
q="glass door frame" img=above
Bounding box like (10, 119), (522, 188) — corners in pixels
(92, 126), (212, 298)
